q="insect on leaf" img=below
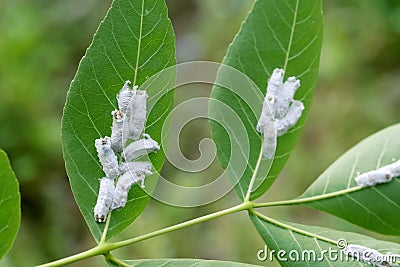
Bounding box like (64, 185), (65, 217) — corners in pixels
(300, 124), (400, 235)
(209, 0), (323, 201)
(62, 0), (176, 241)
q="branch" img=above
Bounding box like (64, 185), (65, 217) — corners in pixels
(35, 202), (251, 267)
(252, 186), (362, 208)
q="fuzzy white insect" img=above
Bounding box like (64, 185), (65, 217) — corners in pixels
(110, 110), (126, 152)
(355, 159), (400, 187)
(264, 68), (284, 118)
(93, 81), (159, 222)
(256, 69), (284, 134)
(260, 117), (277, 159)
(342, 244), (397, 267)
(119, 161), (153, 174)
(256, 97), (274, 134)
(257, 68), (304, 159)
(126, 90), (148, 141)
(117, 80), (137, 114)
(111, 164), (153, 210)
(275, 77), (301, 119)
(122, 134), (160, 162)
(94, 178), (114, 223)
(95, 137), (120, 179)
(275, 100), (305, 136)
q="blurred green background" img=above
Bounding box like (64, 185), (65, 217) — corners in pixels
(1, 0), (400, 266)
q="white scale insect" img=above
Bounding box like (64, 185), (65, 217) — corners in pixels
(354, 159), (400, 187)
(122, 133), (160, 162)
(110, 109), (126, 152)
(95, 137), (119, 179)
(126, 90), (148, 140)
(93, 178), (114, 223)
(117, 80), (137, 114)
(93, 80), (159, 223)
(112, 162), (153, 210)
(257, 68), (304, 159)
(342, 244), (399, 267)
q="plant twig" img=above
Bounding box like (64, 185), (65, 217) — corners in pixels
(252, 186), (362, 208)
(105, 252), (132, 267)
(108, 202), (251, 250)
(250, 209), (337, 244)
(35, 246), (106, 267)
(100, 213), (112, 244)
(244, 143), (265, 201)
(35, 202), (251, 267)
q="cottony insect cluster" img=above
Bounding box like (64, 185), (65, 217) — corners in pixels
(257, 68), (304, 159)
(354, 159), (400, 187)
(93, 81), (160, 223)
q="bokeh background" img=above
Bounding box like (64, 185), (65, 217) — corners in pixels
(1, 0), (400, 266)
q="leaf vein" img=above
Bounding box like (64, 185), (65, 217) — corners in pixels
(133, 0), (146, 85)
(288, 33), (318, 61)
(283, 0), (299, 71)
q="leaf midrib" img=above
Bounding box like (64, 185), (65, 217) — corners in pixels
(246, 0), (300, 199)
(283, 0), (299, 71)
(100, 0), (152, 241)
(133, 0), (145, 85)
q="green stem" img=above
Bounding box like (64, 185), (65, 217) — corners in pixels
(251, 209), (337, 245)
(105, 252), (131, 267)
(252, 186), (362, 208)
(35, 245), (108, 267)
(245, 143), (264, 201)
(35, 202), (251, 267)
(100, 214), (112, 244)
(36, 184), (359, 266)
(108, 202), (251, 250)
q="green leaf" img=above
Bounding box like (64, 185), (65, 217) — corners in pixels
(0, 149), (20, 259)
(209, 0), (323, 201)
(299, 124), (400, 235)
(125, 259), (261, 266)
(250, 212), (400, 266)
(61, 0), (175, 242)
